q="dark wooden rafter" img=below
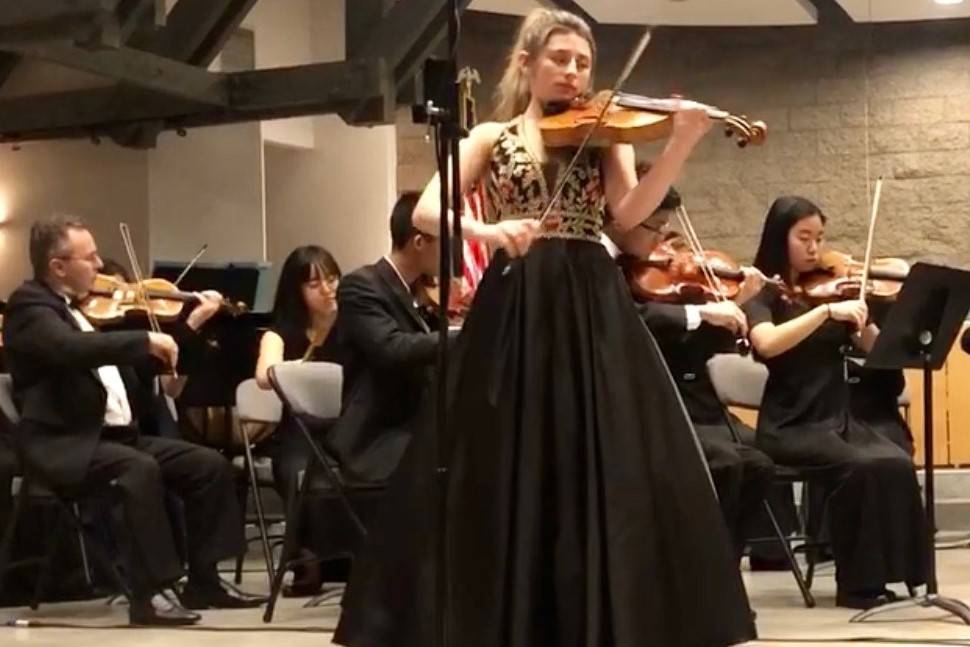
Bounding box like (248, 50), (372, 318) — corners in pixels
(8, 44), (227, 105)
(129, 0), (258, 67)
(805, 0), (853, 25)
(540, 0), (598, 27)
(351, 0), (475, 90)
(113, 0), (165, 46)
(0, 0), (477, 147)
(0, 58), (391, 142)
(0, 52), (20, 86)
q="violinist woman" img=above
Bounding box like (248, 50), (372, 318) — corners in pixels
(335, 8), (754, 647)
(254, 244), (342, 595)
(743, 196), (928, 609)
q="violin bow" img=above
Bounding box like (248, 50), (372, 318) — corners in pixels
(673, 205), (752, 354)
(858, 175), (884, 303)
(119, 222), (178, 377)
(538, 27), (653, 225)
(673, 205), (727, 303)
(173, 243), (208, 287)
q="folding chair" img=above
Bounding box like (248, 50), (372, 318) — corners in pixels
(706, 353), (818, 608)
(262, 362), (371, 622)
(232, 378), (285, 587)
(0, 374), (130, 608)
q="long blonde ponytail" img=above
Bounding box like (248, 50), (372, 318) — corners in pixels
(492, 8), (596, 122)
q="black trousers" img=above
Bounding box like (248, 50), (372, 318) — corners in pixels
(82, 428), (245, 594)
(759, 419), (928, 591)
(695, 423), (775, 561)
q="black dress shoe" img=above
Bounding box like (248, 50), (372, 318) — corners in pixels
(749, 555), (791, 572)
(282, 579), (323, 598)
(129, 595), (201, 626)
(179, 581), (267, 610)
(835, 589), (896, 610)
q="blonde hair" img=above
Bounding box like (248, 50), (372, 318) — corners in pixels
(492, 8), (596, 122)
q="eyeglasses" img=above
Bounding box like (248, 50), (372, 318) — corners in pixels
(638, 222), (667, 235)
(306, 276), (339, 289)
(56, 251), (101, 264)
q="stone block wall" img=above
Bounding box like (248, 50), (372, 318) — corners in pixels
(397, 12), (970, 265)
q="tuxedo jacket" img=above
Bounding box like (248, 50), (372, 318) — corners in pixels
(330, 258), (441, 483)
(3, 279), (202, 485)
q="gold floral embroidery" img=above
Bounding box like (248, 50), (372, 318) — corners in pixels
(485, 123), (605, 243)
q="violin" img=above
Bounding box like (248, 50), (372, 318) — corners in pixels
(414, 275), (468, 327)
(80, 273), (248, 326)
(539, 91), (768, 149)
(621, 237), (747, 304)
(796, 250), (909, 304)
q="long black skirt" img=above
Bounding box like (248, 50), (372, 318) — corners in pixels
(334, 239), (755, 647)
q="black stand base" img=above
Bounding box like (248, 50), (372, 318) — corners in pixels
(851, 592), (970, 624)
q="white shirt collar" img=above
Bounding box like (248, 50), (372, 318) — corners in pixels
(383, 255), (412, 293)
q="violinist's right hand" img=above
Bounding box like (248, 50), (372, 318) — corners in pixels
(737, 267), (766, 305)
(698, 301), (748, 336)
(148, 332), (179, 369)
(484, 219), (542, 258)
(828, 299), (868, 330)
(670, 107), (713, 147)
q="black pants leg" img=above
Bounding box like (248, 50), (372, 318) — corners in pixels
(83, 438), (183, 595)
(698, 426), (774, 561)
(761, 423), (928, 592)
(132, 435), (246, 575)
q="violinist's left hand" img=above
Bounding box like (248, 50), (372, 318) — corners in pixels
(186, 290), (223, 331)
(670, 107), (713, 148)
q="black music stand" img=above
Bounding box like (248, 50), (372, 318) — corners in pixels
(853, 262), (970, 624)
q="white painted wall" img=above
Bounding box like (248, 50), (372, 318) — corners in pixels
(264, 0), (397, 278)
(0, 141), (149, 298)
(246, 0), (316, 149)
(147, 123), (265, 265)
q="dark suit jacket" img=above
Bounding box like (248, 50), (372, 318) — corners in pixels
(3, 280), (199, 486)
(330, 258), (440, 483)
(638, 301), (737, 427)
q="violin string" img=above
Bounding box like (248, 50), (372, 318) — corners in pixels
(118, 223), (160, 335)
(538, 27), (652, 225)
(120, 223), (177, 378)
(674, 205), (727, 303)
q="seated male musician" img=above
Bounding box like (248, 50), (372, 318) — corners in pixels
(611, 188), (776, 562)
(331, 192), (446, 484)
(3, 217), (262, 625)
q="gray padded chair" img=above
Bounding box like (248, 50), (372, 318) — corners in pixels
(0, 374), (128, 607)
(263, 361), (369, 622)
(706, 353), (817, 608)
(233, 378), (284, 586)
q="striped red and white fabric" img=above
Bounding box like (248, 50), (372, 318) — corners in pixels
(460, 183), (490, 302)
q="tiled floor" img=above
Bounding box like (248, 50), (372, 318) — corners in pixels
(7, 549), (970, 646)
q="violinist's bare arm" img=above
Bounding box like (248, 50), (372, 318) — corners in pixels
(749, 307), (831, 359)
(255, 331), (285, 390)
(603, 109), (712, 232)
(413, 122), (542, 258)
(750, 299), (867, 359)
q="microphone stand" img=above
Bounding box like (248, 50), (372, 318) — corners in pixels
(411, 2), (465, 645)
